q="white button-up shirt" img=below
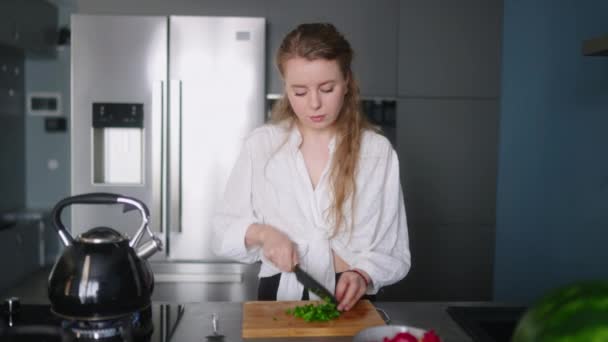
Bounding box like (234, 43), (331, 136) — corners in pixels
(212, 123), (410, 300)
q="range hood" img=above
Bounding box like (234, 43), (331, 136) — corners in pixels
(582, 35), (608, 56)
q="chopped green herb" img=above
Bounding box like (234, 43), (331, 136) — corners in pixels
(285, 297), (340, 322)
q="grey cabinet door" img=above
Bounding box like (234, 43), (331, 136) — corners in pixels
(388, 98), (498, 300)
(396, 98), (499, 226)
(266, 0), (399, 97)
(0, 223), (40, 291)
(0, 0), (57, 53)
(0, 0), (20, 47)
(380, 222), (496, 301)
(15, 0), (58, 53)
(0, 46), (24, 118)
(398, 0), (503, 97)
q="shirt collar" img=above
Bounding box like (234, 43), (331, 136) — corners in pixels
(288, 125), (338, 155)
(288, 125), (303, 150)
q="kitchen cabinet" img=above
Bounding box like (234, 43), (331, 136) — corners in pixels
(380, 223), (495, 301)
(396, 98), (499, 226)
(0, 0), (58, 54)
(0, 115), (25, 211)
(0, 45), (25, 216)
(0, 46), (25, 118)
(398, 0), (502, 97)
(0, 299), (512, 341)
(265, 0), (399, 98)
(390, 98), (498, 300)
(0, 1), (18, 46)
(0, 222), (40, 293)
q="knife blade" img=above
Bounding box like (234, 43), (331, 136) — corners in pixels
(293, 264), (338, 303)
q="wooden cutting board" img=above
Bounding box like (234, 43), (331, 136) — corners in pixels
(242, 299), (385, 338)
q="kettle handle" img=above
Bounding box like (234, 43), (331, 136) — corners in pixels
(51, 193), (150, 247)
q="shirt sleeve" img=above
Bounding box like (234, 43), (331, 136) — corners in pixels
(211, 141), (261, 264)
(348, 147), (411, 294)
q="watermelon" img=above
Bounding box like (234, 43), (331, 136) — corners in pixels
(512, 280), (608, 342)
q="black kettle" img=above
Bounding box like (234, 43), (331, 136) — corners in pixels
(48, 193), (163, 321)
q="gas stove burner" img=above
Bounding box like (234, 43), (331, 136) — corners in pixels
(63, 318), (128, 340)
(1, 301), (182, 342)
(60, 309), (152, 341)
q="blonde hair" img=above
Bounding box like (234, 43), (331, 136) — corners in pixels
(271, 23), (376, 236)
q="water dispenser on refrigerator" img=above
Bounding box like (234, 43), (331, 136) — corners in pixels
(92, 103), (144, 185)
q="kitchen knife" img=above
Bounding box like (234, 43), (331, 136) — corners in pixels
(293, 264), (338, 303)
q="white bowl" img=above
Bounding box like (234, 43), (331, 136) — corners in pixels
(353, 325), (427, 342)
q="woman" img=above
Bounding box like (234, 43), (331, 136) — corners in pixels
(212, 23), (410, 311)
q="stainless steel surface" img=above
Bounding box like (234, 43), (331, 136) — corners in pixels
(137, 238), (163, 260)
(0, 262), (260, 304)
(71, 15), (167, 242)
(154, 273), (241, 283)
(294, 264), (338, 303)
(168, 80), (182, 235)
(150, 262), (256, 281)
(71, 15), (265, 300)
(118, 196), (153, 249)
(168, 16), (266, 261)
(162, 304), (185, 341)
(155, 80), (166, 237)
(150, 262), (260, 302)
(4, 297), (19, 327)
(77, 233), (125, 244)
(57, 230), (72, 247)
(208, 312), (225, 339)
(376, 307), (391, 324)
(5, 297), (20, 314)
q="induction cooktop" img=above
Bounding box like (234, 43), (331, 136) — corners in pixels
(446, 306), (527, 342)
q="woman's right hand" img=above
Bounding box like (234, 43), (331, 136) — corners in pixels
(246, 224), (298, 272)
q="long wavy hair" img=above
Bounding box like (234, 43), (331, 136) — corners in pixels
(271, 23), (375, 236)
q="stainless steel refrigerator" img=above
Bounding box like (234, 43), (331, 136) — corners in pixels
(70, 15), (265, 301)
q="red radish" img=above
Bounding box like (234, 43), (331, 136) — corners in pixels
(380, 330), (441, 342)
(421, 330), (441, 342)
(383, 332), (418, 342)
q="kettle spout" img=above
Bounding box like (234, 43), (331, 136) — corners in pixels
(136, 237), (163, 260)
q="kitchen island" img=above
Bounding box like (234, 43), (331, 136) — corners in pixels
(162, 301), (525, 341)
(2, 298), (525, 341)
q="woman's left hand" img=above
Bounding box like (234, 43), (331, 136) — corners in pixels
(335, 270), (369, 311)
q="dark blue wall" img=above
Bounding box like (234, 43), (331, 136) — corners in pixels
(494, 0), (608, 302)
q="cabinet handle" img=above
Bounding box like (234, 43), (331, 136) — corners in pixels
(12, 23), (19, 42)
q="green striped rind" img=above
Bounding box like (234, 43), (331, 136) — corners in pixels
(512, 281), (608, 342)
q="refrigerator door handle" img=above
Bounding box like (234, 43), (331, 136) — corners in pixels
(153, 80), (166, 237)
(169, 79), (183, 233)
